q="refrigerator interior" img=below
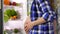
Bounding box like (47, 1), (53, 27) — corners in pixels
(3, 0), (27, 34)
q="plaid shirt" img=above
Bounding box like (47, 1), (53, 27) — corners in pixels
(29, 0), (57, 34)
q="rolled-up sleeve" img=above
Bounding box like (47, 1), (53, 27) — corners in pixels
(42, 12), (49, 21)
(39, 0), (55, 21)
(30, 0), (57, 22)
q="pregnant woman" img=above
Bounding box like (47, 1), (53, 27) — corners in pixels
(24, 0), (57, 34)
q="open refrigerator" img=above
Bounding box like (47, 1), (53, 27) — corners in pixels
(3, 0), (60, 34)
(3, 0), (27, 34)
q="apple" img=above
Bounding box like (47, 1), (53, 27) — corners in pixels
(12, 2), (16, 6)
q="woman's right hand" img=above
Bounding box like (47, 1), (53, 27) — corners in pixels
(24, 16), (31, 34)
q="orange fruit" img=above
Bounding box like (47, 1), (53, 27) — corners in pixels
(10, 16), (17, 20)
(13, 16), (17, 18)
(13, 16), (17, 19)
(4, 0), (10, 5)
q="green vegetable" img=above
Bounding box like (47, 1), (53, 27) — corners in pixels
(4, 14), (9, 22)
(4, 9), (17, 17)
(4, 31), (7, 34)
(11, 9), (17, 16)
(14, 29), (19, 33)
(4, 9), (11, 17)
(4, 9), (17, 22)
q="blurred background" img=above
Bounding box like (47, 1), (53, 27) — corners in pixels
(0, 0), (1, 9)
(57, 0), (60, 34)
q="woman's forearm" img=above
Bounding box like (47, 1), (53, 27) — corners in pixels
(25, 16), (31, 24)
(24, 16), (31, 34)
(25, 16), (46, 27)
(32, 17), (46, 26)
(26, 16), (31, 21)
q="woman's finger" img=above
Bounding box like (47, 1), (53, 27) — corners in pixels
(24, 25), (27, 28)
(25, 29), (28, 32)
(25, 27), (29, 32)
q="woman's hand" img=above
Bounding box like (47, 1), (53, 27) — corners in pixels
(24, 16), (33, 34)
(24, 22), (34, 32)
(24, 16), (31, 26)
